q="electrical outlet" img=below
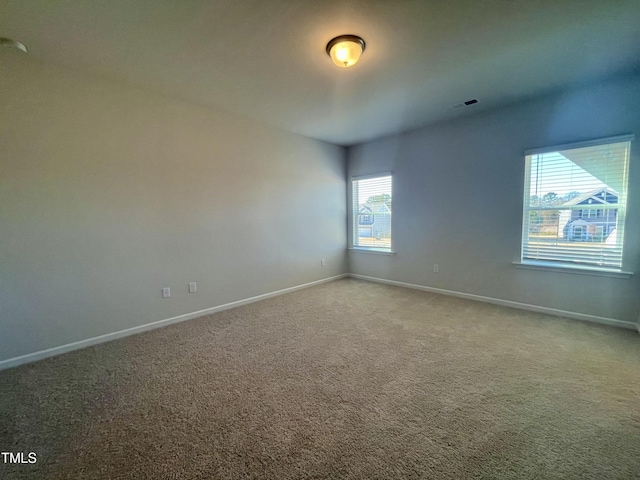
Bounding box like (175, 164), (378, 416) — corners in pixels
(433, 264), (439, 273)
(189, 282), (197, 293)
(162, 287), (171, 298)
(321, 259), (326, 267)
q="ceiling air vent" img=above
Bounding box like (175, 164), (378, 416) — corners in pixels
(451, 98), (479, 109)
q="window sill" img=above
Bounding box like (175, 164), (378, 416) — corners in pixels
(349, 247), (396, 255)
(513, 261), (633, 278)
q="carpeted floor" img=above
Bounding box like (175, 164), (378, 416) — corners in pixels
(1, 278), (639, 479)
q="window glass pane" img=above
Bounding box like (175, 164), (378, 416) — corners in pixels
(522, 140), (630, 269)
(352, 175), (392, 250)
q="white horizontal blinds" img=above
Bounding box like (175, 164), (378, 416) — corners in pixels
(522, 139), (631, 268)
(352, 175), (392, 249)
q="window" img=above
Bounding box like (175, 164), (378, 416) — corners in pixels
(521, 135), (632, 270)
(352, 174), (392, 251)
(581, 208), (599, 219)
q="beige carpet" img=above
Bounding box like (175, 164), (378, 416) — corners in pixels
(1, 278), (639, 479)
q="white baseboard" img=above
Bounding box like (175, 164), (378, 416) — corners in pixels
(349, 274), (637, 330)
(0, 274), (349, 371)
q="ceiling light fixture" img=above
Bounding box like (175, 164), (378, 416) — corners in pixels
(0, 37), (28, 53)
(326, 35), (365, 68)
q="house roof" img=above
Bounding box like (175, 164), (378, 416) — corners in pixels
(2, 1), (640, 146)
(362, 202), (391, 213)
(562, 188), (619, 206)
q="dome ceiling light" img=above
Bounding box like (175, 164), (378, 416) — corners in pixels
(326, 35), (365, 68)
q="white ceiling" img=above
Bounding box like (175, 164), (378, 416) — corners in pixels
(2, 0), (640, 146)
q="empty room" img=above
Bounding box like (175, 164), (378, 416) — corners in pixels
(1, 1), (640, 478)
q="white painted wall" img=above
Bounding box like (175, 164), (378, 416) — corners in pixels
(348, 73), (640, 323)
(0, 55), (347, 362)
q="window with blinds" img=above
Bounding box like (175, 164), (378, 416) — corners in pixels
(352, 174), (392, 251)
(521, 136), (632, 270)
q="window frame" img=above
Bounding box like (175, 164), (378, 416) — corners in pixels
(517, 134), (634, 276)
(350, 173), (394, 254)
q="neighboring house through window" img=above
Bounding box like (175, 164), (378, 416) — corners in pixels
(352, 174), (392, 251)
(521, 136), (632, 270)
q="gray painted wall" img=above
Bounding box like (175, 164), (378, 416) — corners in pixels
(348, 73), (640, 323)
(0, 55), (347, 362)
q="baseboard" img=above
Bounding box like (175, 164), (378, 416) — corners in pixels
(0, 274), (349, 371)
(349, 274), (637, 331)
